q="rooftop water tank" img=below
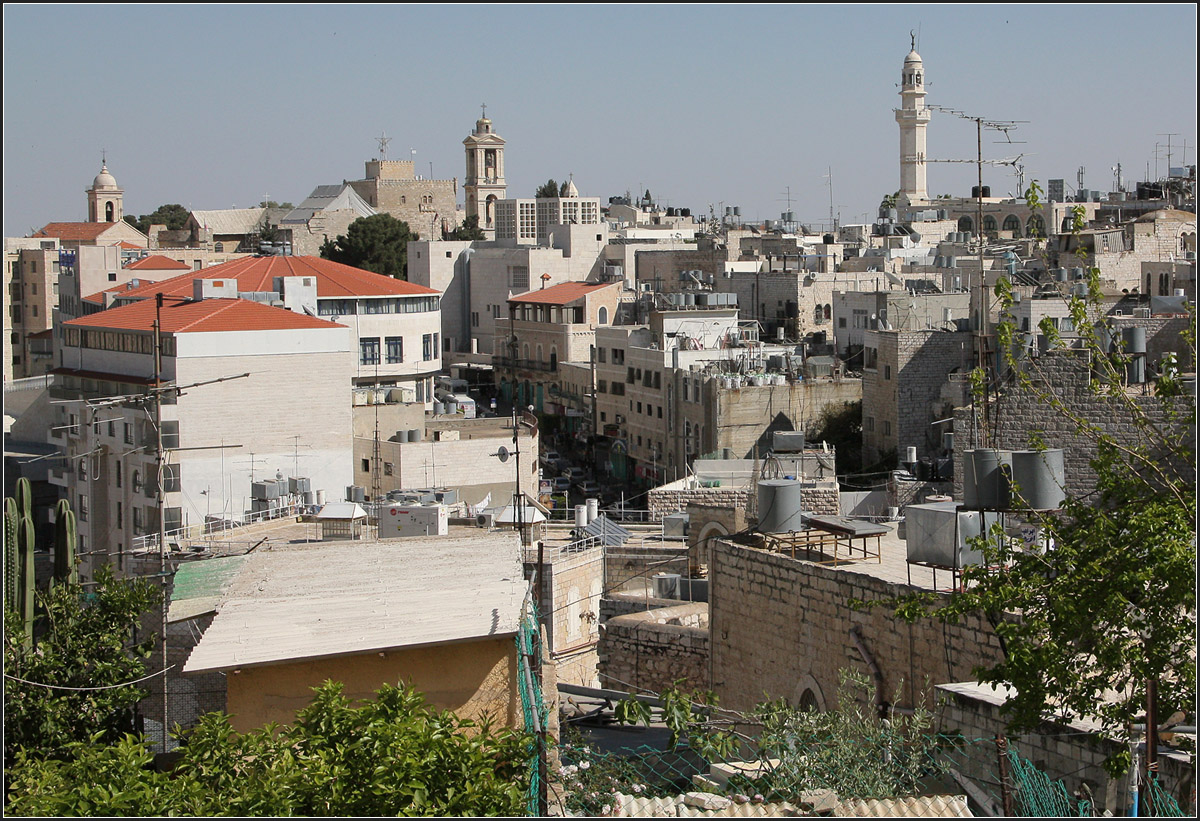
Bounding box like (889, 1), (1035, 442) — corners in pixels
(756, 479), (805, 533)
(1009, 449), (1066, 510)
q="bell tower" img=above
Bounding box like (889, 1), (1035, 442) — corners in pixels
(86, 158), (124, 223)
(895, 37), (931, 203)
(463, 106), (506, 232)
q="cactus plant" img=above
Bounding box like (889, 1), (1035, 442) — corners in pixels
(4, 478), (37, 645)
(53, 499), (78, 585)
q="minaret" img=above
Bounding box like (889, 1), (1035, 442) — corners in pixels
(895, 36), (931, 203)
(86, 159), (124, 223)
(462, 107), (506, 231)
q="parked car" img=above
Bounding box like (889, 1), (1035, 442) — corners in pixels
(540, 451), (562, 470)
(552, 476), (572, 492)
(562, 466), (587, 483)
(577, 480), (602, 498)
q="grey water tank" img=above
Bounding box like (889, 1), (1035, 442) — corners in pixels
(409, 429), (423, 443)
(756, 479), (805, 533)
(1009, 449), (1066, 511)
(1123, 326), (1146, 354)
(905, 501), (999, 568)
(963, 449), (1011, 510)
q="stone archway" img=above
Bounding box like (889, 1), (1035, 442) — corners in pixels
(791, 673), (827, 711)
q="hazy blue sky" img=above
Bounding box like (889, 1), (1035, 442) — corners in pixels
(3, 4), (1196, 238)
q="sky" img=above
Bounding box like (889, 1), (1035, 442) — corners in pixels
(3, 4), (1196, 239)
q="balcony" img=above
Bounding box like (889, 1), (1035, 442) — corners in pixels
(494, 356), (556, 373)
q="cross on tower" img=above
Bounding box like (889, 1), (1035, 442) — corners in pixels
(480, 103), (487, 119)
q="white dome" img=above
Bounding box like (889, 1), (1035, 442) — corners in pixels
(904, 49), (923, 65)
(92, 163), (118, 189)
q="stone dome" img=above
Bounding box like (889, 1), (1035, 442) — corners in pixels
(904, 49), (923, 65)
(92, 163), (118, 189)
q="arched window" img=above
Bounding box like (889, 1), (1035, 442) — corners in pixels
(549, 347), (558, 372)
(597, 306), (608, 325)
(1003, 215), (1022, 236)
(814, 305), (824, 324)
(105, 202), (114, 222)
(214, 242), (223, 252)
(522, 343), (529, 362)
(536, 344), (543, 365)
(957, 215), (974, 233)
(1026, 214), (1045, 238)
(824, 304), (832, 321)
(983, 215), (998, 233)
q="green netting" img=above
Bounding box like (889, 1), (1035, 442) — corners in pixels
(515, 599), (546, 817)
(1006, 747), (1094, 817)
(1143, 773), (1187, 817)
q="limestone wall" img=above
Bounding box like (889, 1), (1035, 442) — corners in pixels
(598, 602), (709, 694)
(936, 682), (1195, 817)
(709, 539), (1005, 714)
(951, 348), (1194, 501)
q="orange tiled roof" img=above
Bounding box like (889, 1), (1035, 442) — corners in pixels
(115, 241), (143, 249)
(63, 297), (346, 334)
(125, 254), (190, 270)
(111, 256), (439, 301)
(508, 281), (615, 306)
(33, 222), (123, 241)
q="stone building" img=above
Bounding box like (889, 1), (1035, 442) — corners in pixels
(860, 327), (973, 464)
(51, 296), (354, 580)
(280, 184), (377, 257)
(4, 238), (61, 380)
(462, 111), (507, 234)
(98, 255), (444, 400)
(347, 157), (458, 241)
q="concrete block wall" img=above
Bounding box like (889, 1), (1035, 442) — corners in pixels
(708, 540), (1005, 714)
(598, 602), (710, 694)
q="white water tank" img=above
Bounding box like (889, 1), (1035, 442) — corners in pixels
(586, 498), (599, 524)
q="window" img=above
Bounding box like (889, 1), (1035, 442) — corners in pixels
(1002, 215), (1021, 236)
(422, 334), (434, 361)
(77, 494), (88, 522)
(133, 507), (144, 535)
(883, 421), (892, 436)
(108, 421), (115, 438)
(884, 365), (891, 380)
(360, 337), (380, 365)
(385, 336), (403, 363)
(598, 306), (609, 325)
(839, 317), (847, 328)
(116, 461), (122, 488)
(108, 272), (118, 282)
(362, 458), (370, 473)
(611, 382), (625, 396)
(597, 348), (606, 363)
(865, 416), (875, 432)
(116, 502), (123, 530)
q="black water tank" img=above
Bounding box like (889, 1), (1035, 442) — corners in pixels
(971, 185), (991, 198)
(823, 233), (835, 244)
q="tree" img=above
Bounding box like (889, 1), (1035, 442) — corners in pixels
(319, 213), (417, 280)
(535, 179), (559, 199)
(806, 400), (862, 480)
(4, 566), (160, 762)
(123, 203), (189, 235)
(6, 681), (531, 816)
(258, 200), (293, 210)
(446, 214), (486, 241)
(884, 185), (1196, 775)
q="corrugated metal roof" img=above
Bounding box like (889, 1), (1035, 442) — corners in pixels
(281, 184), (377, 224)
(189, 208), (266, 236)
(614, 792), (972, 818)
(183, 534), (527, 674)
(168, 555), (249, 623)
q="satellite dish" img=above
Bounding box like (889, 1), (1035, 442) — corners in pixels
(495, 446), (510, 463)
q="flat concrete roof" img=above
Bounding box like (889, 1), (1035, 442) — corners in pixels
(183, 533), (527, 674)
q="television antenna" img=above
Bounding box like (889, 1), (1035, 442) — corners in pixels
(376, 132), (391, 161)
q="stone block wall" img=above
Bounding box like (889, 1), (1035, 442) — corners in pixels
(935, 682), (1195, 817)
(951, 348), (1194, 501)
(598, 602), (710, 694)
(604, 543), (690, 592)
(709, 540), (1005, 714)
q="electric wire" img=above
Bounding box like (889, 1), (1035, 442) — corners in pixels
(4, 665), (174, 692)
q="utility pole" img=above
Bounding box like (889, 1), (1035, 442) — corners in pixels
(153, 293), (169, 752)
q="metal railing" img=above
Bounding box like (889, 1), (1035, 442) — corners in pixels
(132, 501), (305, 553)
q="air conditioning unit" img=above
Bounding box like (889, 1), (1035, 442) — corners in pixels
(476, 512), (495, 528)
(615, 414), (625, 424)
(1133, 308), (1151, 318)
(652, 573), (681, 599)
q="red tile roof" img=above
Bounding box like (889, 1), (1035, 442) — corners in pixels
(125, 255), (191, 271)
(33, 223), (123, 241)
(64, 297), (346, 334)
(110, 256), (439, 301)
(115, 241), (143, 249)
(508, 281), (616, 306)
